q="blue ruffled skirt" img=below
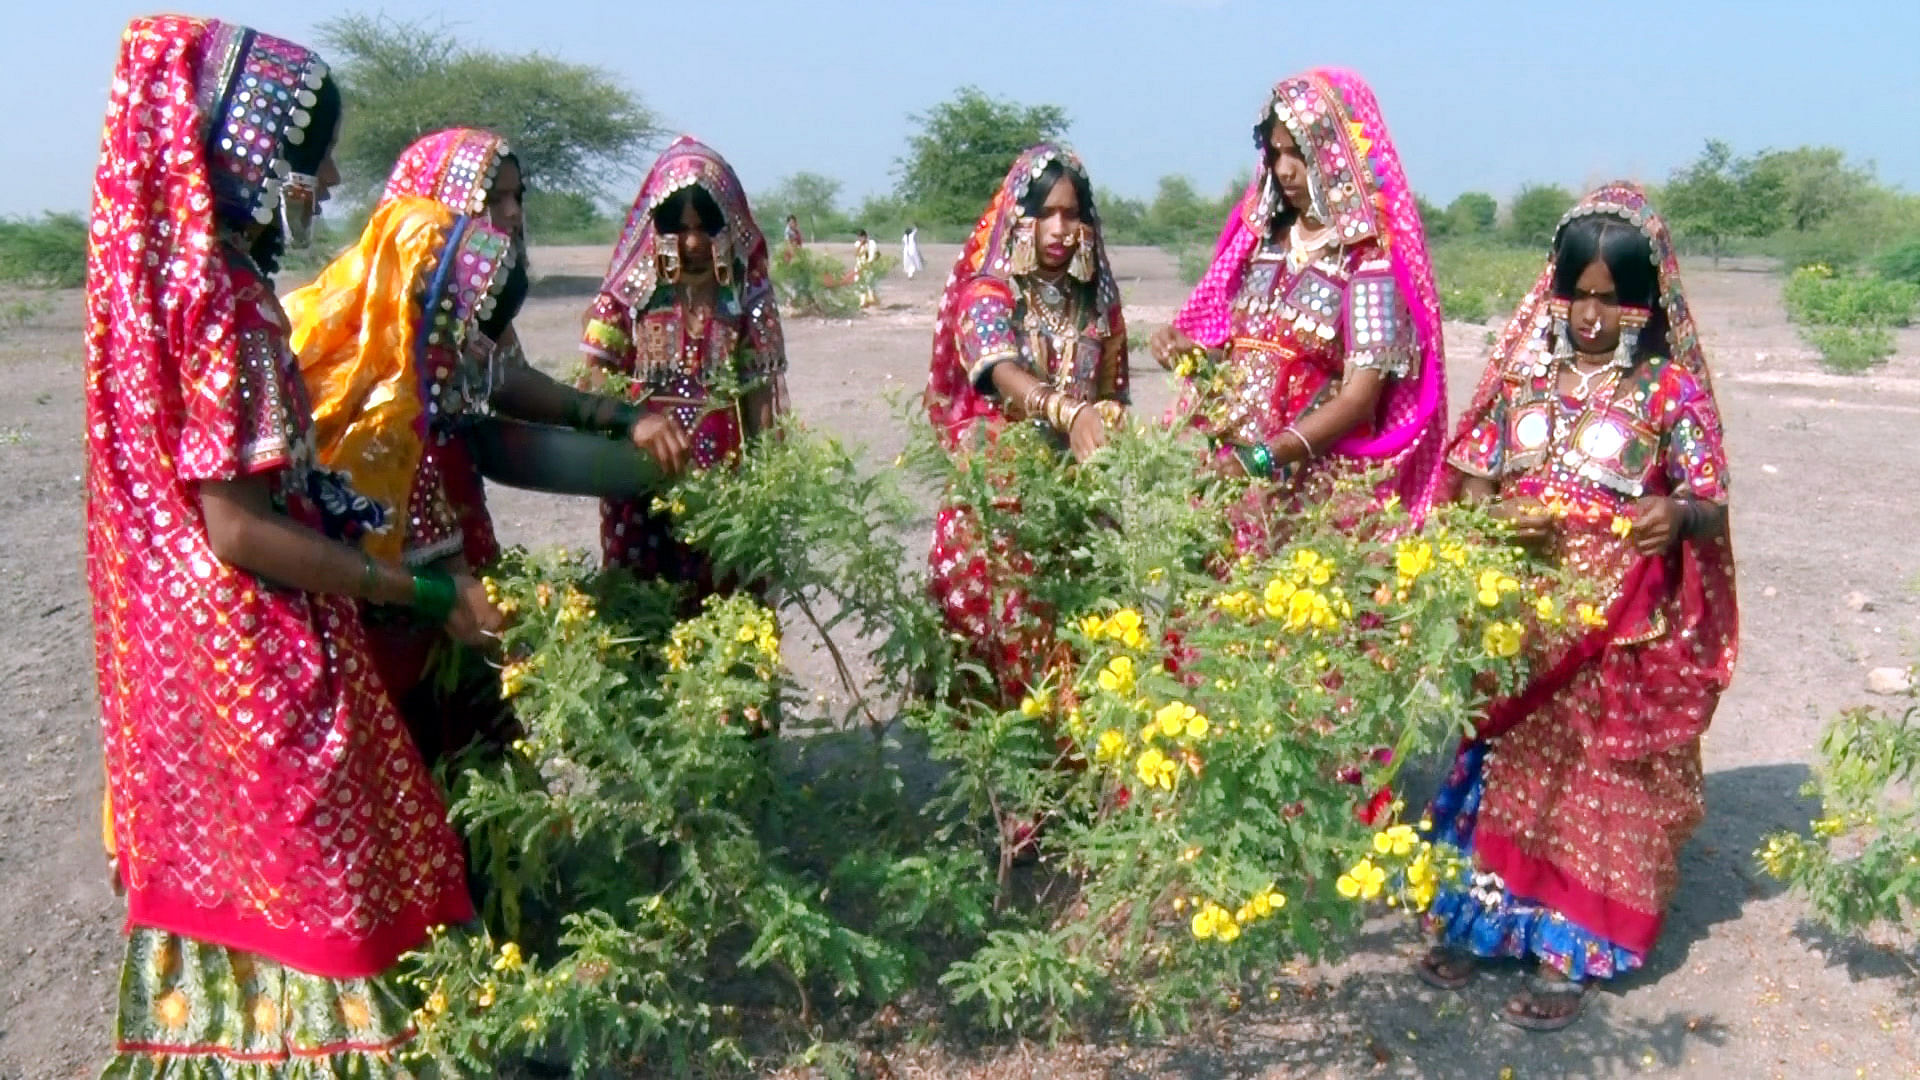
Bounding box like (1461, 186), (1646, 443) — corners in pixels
(1421, 743), (1644, 983)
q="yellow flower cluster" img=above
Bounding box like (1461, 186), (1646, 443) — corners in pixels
(649, 494), (689, 517)
(1475, 568), (1520, 608)
(1264, 577), (1345, 633)
(1575, 602), (1609, 628)
(1343, 822), (1445, 911)
(556, 586), (595, 627)
(1096, 655), (1136, 696)
(665, 604), (781, 673)
(1135, 747), (1180, 791)
(1019, 689), (1052, 719)
(1395, 540), (1433, 585)
(1189, 885), (1286, 943)
(1147, 701), (1210, 741)
(482, 576), (519, 617)
(1094, 729), (1128, 763)
(1482, 620), (1525, 658)
(500, 656), (540, 699)
(1081, 607), (1148, 649)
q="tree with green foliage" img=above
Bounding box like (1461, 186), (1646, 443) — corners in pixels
(319, 14), (661, 199)
(1747, 147), (1873, 234)
(758, 171), (849, 239)
(1662, 140), (1778, 264)
(1416, 195), (1449, 239)
(1504, 184), (1576, 249)
(1447, 191), (1498, 237)
(895, 87), (1070, 226)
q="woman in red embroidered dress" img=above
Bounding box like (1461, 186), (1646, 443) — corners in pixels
(85, 17), (496, 1073)
(579, 137), (788, 595)
(1416, 184), (1738, 1030)
(1151, 69), (1446, 538)
(924, 144), (1128, 704)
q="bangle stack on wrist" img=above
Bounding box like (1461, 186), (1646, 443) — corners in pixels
(409, 568), (457, 624)
(1284, 423), (1317, 461)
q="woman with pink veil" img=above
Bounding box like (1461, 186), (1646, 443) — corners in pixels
(1151, 69), (1447, 537)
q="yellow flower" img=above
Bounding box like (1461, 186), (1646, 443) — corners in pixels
(1336, 858), (1387, 900)
(1373, 824), (1418, 857)
(1291, 549), (1334, 586)
(1483, 620), (1524, 658)
(1019, 691), (1051, 719)
(1575, 602), (1609, 628)
(493, 942), (524, 972)
(1406, 853), (1434, 887)
(736, 623), (757, 643)
(1135, 747), (1178, 791)
(1186, 713), (1210, 739)
(1534, 595), (1559, 623)
(1191, 909), (1215, 939)
(1216, 919), (1241, 943)
(756, 629), (780, 658)
(1439, 542), (1468, 567)
(1097, 655), (1136, 696)
(1154, 701), (1199, 739)
(1147, 566), (1166, 584)
(1214, 590), (1256, 618)
(1395, 541), (1434, 583)
(1078, 614), (1107, 639)
(1610, 514), (1634, 538)
(1263, 577), (1297, 618)
(1107, 608), (1147, 649)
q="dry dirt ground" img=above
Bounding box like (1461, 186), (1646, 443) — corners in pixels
(2, 242), (1917, 1079)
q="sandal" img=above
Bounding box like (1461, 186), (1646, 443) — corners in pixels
(1501, 971), (1591, 1031)
(1414, 946), (1477, 991)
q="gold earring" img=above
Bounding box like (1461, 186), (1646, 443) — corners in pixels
(1067, 223), (1095, 282)
(1009, 218), (1037, 275)
(656, 233), (682, 285)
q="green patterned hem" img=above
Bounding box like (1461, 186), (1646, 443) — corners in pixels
(100, 928), (430, 1079)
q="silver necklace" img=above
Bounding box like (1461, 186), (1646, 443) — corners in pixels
(1562, 357), (1615, 400)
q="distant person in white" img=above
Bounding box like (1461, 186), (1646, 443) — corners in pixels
(902, 224), (924, 279)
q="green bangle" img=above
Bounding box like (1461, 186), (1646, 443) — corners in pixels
(409, 568), (457, 624)
(1235, 443), (1274, 481)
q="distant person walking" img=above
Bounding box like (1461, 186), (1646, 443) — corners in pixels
(854, 228), (881, 308)
(783, 213), (804, 261)
(902, 224), (925, 279)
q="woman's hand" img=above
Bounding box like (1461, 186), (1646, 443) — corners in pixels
(1067, 405), (1108, 462)
(1490, 498), (1557, 547)
(444, 573), (505, 647)
(1150, 325), (1201, 371)
(1208, 445), (1250, 480)
(630, 413), (692, 476)
(1627, 495), (1682, 555)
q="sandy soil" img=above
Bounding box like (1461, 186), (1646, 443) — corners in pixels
(1, 242), (1917, 1078)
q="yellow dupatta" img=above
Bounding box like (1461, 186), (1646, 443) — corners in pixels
(285, 196), (515, 563)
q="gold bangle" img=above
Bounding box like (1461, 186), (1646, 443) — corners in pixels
(1053, 395), (1089, 435)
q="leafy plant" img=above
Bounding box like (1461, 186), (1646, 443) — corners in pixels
(406, 413), (1581, 1073)
(1783, 265), (1919, 328)
(770, 248), (864, 319)
(1759, 666), (1920, 956)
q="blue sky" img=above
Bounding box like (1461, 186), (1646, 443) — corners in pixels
(5, 0), (1916, 217)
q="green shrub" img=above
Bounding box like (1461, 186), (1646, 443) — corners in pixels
(1782, 266), (1919, 328)
(403, 410), (1582, 1073)
(1760, 666), (1920, 945)
(1804, 325), (1895, 374)
(1874, 237), (1920, 286)
(770, 247), (862, 318)
(0, 213), (88, 289)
